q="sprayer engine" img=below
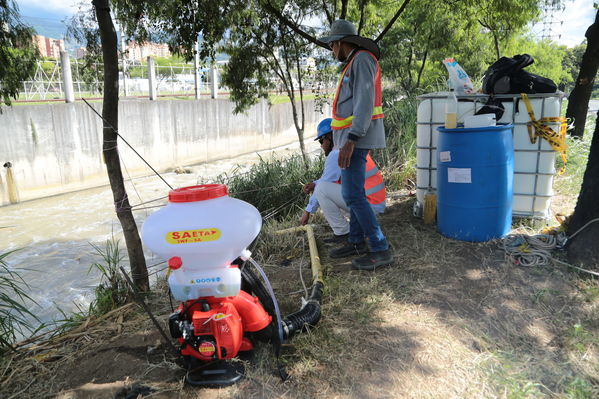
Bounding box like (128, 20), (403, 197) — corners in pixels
(168, 290), (272, 364)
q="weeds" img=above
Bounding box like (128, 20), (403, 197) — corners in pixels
(374, 90), (419, 190)
(0, 250), (42, 352)
(562, 377), (599, 399)
(565, 323), (597, 353)
(215, 153), (324, 220)
(88, 238), (130, 317)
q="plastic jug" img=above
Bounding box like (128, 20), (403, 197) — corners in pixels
(142, 184), (262, 300)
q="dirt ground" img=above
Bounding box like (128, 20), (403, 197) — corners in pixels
(2, 193), (598, 398)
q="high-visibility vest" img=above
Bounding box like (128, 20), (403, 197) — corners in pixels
(331, 50), (384, 131)
(365, 153), (385, 205)
(335, 152), (386, 205)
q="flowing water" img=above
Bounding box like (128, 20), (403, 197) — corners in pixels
(0, 141), (318, 334)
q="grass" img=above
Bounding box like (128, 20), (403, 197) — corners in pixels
(0, 250), (42, 352)
(50, 237), (132, 333)
(269, 93), (318, 105)
(212, 153), (324, 221)
(87, 238), (131, 317)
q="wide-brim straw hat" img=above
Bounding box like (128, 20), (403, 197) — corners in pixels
(319, 19), (380, 60)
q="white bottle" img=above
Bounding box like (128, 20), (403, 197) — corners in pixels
(142, 184), (262, 299)
(445, 90), (458, 129)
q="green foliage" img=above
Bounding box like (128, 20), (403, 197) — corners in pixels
(373, 89), (419, 190)
(562, 377), (599, 399)
(66, 1), (104, 91)
(0, 0), (40, 107)
(565, 322), (597, 353)
(504, 35), (571, 89)
(561, 43), (586, 91)
(378, 0), (547, 95)
(87, 238), (131, 317)
(213, 153), (324, 220)
(554, 113), (594, 196)
(0, 250), (41, 352)
(221, 42), (273, 113)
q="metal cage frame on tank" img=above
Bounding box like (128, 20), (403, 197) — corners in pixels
(415, 92), (566, 220)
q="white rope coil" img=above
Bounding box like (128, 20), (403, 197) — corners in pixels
(502, 234), (559, 267)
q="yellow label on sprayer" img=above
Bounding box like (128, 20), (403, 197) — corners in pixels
(166, 228), (221, 244)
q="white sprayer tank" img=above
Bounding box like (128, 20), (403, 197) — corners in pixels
(142, 184), (261, 301)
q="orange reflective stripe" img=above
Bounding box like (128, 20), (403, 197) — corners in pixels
(365, 153), (385, 205)
(331, 50), (384, 131)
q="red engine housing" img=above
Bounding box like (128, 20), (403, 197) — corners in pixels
(176, 290), (272, 361)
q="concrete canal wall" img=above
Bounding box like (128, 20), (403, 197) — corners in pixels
(0, 98), (328, 203)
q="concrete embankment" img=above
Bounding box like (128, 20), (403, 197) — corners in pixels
(0, 98), (328, 203)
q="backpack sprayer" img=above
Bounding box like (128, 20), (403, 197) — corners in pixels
(142, 184), (323, 386)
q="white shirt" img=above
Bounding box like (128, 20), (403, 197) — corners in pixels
(306, 149), (385, 214)
(306, 149), (341, 213)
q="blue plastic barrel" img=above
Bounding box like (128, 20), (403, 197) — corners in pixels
(436, 124), (514, 242)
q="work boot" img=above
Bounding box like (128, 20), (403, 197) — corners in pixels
(323, 233), (349, 244)
(351, 249), (394, 271)
(329, 241), (368, 259)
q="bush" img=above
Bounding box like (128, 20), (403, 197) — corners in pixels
(214, 154), (325, 221)
(373, 89), (419, 190)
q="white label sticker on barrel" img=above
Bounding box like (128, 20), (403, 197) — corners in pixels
(439, 151), (451, 162)
(166, 228), (222, 244)
(448, 168), (471, 183)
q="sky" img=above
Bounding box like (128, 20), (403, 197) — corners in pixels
(14, 0), (597, 48)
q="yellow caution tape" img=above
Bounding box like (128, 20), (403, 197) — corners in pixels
(521, 93), (568, 174)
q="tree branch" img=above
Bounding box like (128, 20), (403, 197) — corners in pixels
(322, 0), (333, 25)
(375, 0), (412, 43)
(262, 1), (328, 49)
(357, 0), (366, 35)
(340, 0), (348, 19)
(416, 34), (432, 89)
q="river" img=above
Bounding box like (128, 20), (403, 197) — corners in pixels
(0, 140), (318, 334)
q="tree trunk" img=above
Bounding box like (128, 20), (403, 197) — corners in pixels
(493, 31), (501, 59)
(566, 10), (599, 139)
(93, 0), (149, 290)
(567, 110), (599, 269)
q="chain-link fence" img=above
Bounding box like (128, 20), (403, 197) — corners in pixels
(13, 54), (332, 103)
(17, 57), (219, 102)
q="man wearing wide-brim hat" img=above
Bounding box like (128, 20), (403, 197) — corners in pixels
(318, 19), (393, 271)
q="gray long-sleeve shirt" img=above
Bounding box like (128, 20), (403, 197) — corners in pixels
(332, 50), (386, 150)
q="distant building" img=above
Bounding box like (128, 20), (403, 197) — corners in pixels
(33, 35), (64, 58)
(74, 47), (87, 59)
(125, 41), (171, 61)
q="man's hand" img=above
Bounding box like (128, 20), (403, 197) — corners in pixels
(303, 182), (316, 194)
(338, 140), (355, 169)
(299, 211), (310, 225)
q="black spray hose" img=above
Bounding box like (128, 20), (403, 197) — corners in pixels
(282, 281), (324, 339)
(240, 262), (324, 340)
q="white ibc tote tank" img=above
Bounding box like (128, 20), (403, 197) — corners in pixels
(415, 92), (564, 219)
(142, 184), (262, 300)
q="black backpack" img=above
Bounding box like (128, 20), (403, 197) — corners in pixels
(482, 54), (557, 95)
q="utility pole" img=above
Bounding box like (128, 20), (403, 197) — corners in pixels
(148, 56), (157, 100)
(60, 51), (75, 103)
(194, 40), (201, 100)
(210, 62), (218, 99)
